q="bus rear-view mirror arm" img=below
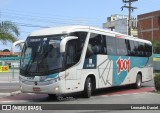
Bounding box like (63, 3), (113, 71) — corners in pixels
(11, 40), (25, 54)
(60, 36), (78, 53)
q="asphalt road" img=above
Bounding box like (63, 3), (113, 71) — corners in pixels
(0, 80), (159, 113)
(0, 71), (19, 82)
(0, 80), (156, 103)
(0, 83), (20, 93)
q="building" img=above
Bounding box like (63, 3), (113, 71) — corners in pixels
(0, 52), (20, 67)
(103, 14), (137, 37)
(137, 10), (160, 41)
(0, 52), (20, 58)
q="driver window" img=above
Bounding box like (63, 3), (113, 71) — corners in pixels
(66, 40), (76, 67)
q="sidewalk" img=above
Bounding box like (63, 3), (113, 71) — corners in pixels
(0, 70), (21, 97)
(0, 82), (21, 97)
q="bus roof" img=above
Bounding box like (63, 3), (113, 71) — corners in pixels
(29, 25), (90, 36)
(29, 25), (152, 45)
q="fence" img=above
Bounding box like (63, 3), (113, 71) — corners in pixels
(0, 65), (19, 83)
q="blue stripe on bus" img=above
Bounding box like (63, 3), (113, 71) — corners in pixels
(83, 55), (149, 86)
(108, 55), (149, 86)
(46, 73), (59, 79)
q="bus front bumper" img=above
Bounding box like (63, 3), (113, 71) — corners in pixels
(19, 80), (65, 94)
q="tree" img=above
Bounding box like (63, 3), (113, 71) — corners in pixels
(0, 21), (19, 44)
(3, 49), (10, 52)
(152, 40), (160, 54)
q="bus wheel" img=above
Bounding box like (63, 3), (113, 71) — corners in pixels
(83, 77), (92, 98)
(48, 94), (57, 99)
(134, 74), (142, 89)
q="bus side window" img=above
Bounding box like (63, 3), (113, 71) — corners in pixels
(134, 41), (139, 56)
(138, 42), (145, 57)
(125, 39), (131, 56)
(145, 44), (152, 57)
(116, 38), (128, 56)
(86, 33), (106, 58)
(129, 40), (136, 56)
(66, 40), (77, 68)
(106, 36), (117, 55)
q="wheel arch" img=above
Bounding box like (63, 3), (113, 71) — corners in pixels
(87, 74), (96, 91)
(137, 71), (142, 81)
(82, 73), (96, 91)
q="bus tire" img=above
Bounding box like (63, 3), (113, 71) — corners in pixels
(83, 77), (92, 98)
(134, 74), (142, 89)
(48, 94), (57, 99)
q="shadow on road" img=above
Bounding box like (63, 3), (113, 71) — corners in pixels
(27, 82), (155, 103)
(0, 80), (155, 103)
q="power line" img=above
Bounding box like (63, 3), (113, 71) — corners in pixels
(14, 22), (49, 28)
(1, 10), (102, 26)
(2, 9), (103, 22)
(0, 9), (103, 30)
(2, 13), (100, 26)
(2, 15), (90, 25)
(2, 13), (91, 23)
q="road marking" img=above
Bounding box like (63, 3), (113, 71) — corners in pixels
(26, 93), (37, 95)
(0, 90), (21, 97)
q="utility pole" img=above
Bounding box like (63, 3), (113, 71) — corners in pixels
(121, 0), (138, 35)
(0, 10), (1, 22)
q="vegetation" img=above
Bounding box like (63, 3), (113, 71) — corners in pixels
(154, 73), (160, 91)
(152, 40), (160, 54)
(0, 21), (19, 44)
(2, 49), (10, 52)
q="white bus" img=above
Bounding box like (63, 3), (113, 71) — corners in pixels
(19, 25), (153, 98)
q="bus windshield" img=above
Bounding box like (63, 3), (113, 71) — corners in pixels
(20, 35), (65, 75)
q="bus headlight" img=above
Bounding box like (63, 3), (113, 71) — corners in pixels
(19, 76), (24, 82)
(51, 76), (65, 83)
(52, 77), (60, 83)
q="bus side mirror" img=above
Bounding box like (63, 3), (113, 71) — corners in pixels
(60, 36), (78, 53)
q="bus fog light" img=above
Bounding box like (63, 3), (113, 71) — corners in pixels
(55, 87), (59, 91)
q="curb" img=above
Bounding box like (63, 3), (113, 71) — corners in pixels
(10, 90), (21, 96)
(0, 81), (19, 83)
(0, 90), (21, 97)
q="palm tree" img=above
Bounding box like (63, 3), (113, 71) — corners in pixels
(0, 21), (19, 44)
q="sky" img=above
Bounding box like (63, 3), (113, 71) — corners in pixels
(0, 0), (160, 51)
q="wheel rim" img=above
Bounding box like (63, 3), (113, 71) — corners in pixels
(137, 77), (141, 87)
(88, 81), (92, 95)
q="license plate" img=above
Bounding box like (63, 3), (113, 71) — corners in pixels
(33, 87), (41, 92)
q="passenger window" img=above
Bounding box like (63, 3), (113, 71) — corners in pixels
(125, 39), (130, 55)
(129, 40), (136, 56)
(106, 36), (117, 55)
(138, 42), (145, 57)
(86, 33), (106, 58)
(145, 44), (152, 57)
(134, 41), (139, 56)
(116, 38), (128, 56)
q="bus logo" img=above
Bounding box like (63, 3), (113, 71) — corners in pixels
(87, 59), (95, 68)
(116, 57), (130, 75)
